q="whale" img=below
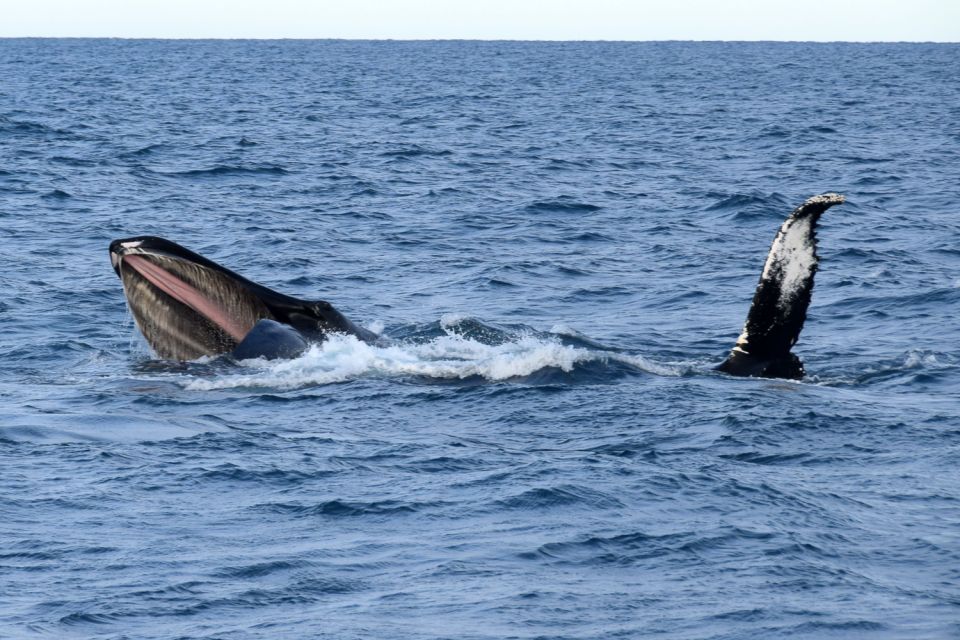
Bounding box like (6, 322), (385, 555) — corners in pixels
(110, 192), (843, 377)
(717, 193), (845, 379)
(109, 236), (376, 361)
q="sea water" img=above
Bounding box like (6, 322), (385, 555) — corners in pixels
(1, 40), (958, 638)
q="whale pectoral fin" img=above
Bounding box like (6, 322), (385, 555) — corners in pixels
(231, 318), (308, 361)
(718, 193), (845, 379)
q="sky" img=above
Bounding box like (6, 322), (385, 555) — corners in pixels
(1, 0), (958, 41)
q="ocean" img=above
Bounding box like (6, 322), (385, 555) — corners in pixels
(1, 39), (958, 638)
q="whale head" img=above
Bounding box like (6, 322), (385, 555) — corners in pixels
(110, 236), (276, 360)
(109, 236), (362, 360)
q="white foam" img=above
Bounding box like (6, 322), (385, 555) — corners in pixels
(903, 350), (938, 369)
(549, 323), (579, 336)
(608, 353), (686, 378)
(365, 319), (385, 336)
(183, 332), (680, 391)
(439, 313), (471, 330)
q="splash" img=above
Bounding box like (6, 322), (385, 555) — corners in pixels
(182, 323), (679, 391)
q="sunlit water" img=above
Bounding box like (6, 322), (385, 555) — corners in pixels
(1, 40), (959, 639)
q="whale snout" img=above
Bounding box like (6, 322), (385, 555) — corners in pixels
(109, 238), (148, 274)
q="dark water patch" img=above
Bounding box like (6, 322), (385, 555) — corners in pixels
(213, 560), (305, 579)
(840, 154), (894, 165)
(832, 246), (897, 262)
(425, 186), (465, 197)
(251, 499), (426, 518)
(755, 124), (792, 139)
(855, 173), (903, 185)
(556, 265), (590, 276)
(528, 526), (781, 566)
(396, 455), (492, 473)
(0, 117), (80, 140)
(154, 165), (289, 179)
(525, 198), (601, 214)
(718, 450), (833, 466)
(545, 157), (592, 170)
(708, 607), (767, 622)
(50, 156), (99, 167)
(824, 288), (959, 314)
(564, 285), (632, 299)
(228, 577), (365, 605)
(58, 612), (123, 626)
(168, 577), (366, 615)
(496, 484), (624, 510)
(0, 550), (64, 561)
(380, 144), (452, 158)
(787, 619), (888, 634)
(118, 143), (167, 158)
(41, 189), (72, 200)
(566, 231), (612, 242)
(705, 192), (788, 216)
(128, 581), (208, 599)
(199, 463), (326, 484)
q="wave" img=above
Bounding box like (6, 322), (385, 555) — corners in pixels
(117, 143), (167, 158)
(172, 165), (289, 178)
(705, 191), (789, 217)
(379, 144), (452, 158)
(251, 499), (426, 518)
(815, 349), (958, 388)
(0, 412), (227, 443)
(527, 526), (777, 565)
(0, 116), (81, 140)
(41, 188), (72, 199)
(139, 164), (289, 179)
(525, 198), (601, 214)
(495, 485), (625, 510)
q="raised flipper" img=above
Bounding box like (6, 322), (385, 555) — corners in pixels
(717, 193), (845, 379)
(232, 318), (308, 361)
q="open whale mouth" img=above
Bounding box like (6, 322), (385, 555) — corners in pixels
(110, 238), (270, 360)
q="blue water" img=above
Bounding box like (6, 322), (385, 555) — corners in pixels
(1, 39), (959, 638)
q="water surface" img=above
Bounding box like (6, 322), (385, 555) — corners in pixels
(1, 40), (959, 639)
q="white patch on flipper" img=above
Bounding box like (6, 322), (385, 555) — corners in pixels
(732, 328), (750, 354)
(762, 215), (817, 310)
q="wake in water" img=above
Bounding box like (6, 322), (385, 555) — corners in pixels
(181, 315), (681, 391)
(137, 315), (957, 392)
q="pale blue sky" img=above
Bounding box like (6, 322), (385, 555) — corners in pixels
(2, 0), (958, 41)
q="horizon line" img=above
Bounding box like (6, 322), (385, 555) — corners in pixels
(1, 36), (958, 44)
